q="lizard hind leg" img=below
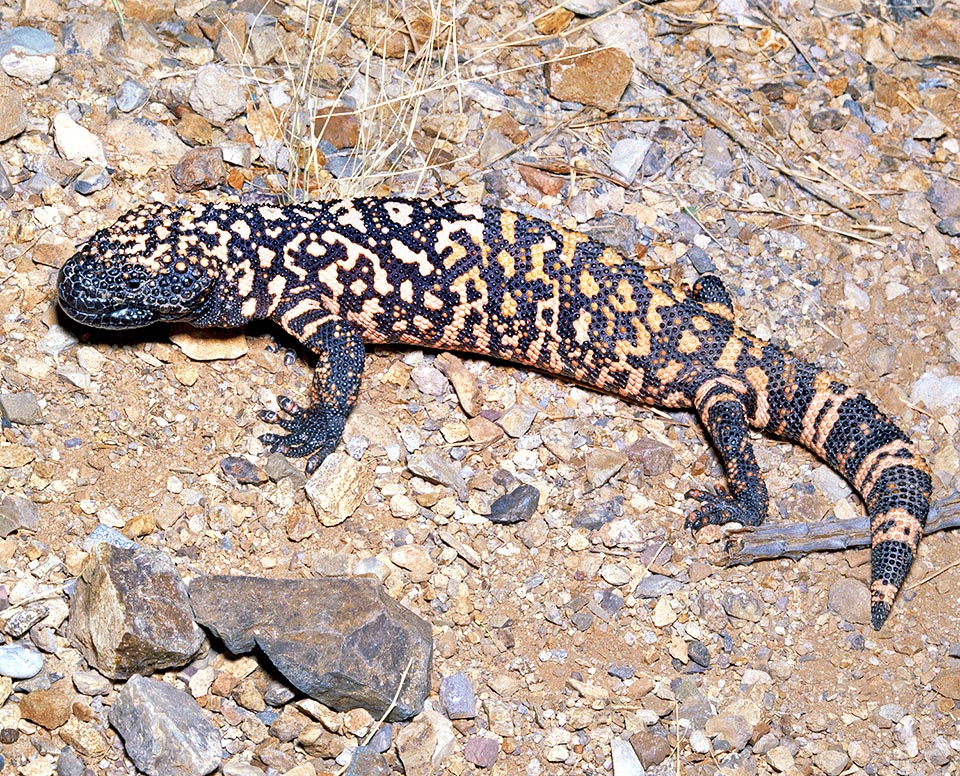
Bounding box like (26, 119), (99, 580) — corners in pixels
(258, 313), (366, 474)
(685, 376), (769, 530)
(691, 274), (735, 321)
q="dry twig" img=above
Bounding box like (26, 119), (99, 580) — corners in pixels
(725, 491), (960, 564)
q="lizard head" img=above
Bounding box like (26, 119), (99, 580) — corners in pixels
(58, 202), (221, 330)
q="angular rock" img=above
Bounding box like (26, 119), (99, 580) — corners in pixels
(395, 708), (456, 772)
(116, 78), (149, 112)
(487, 484), (539, 524)
(343, 745), (390, 776)
(629, 729), (671, 768)
(0, 493), (40, 537)
(189, 63), (246, 125)
(109, 674), (221, 776)
(498, 403), (537, 438)
(68, 543), (204, 680)
(586, 448), (628, 487)
(53, 112), (107, 165)
(0, 27), (56, 85)
(0, 71), (26, 141)
(105, 116), (189, 177)
(464, 735), (499, 768)
(189, 575), (432, 721)
(304, 451), (375, 526)
(74, 164), (111, 195)
(407, 453), (468, 501)
(608, 137), (651, 183)
(611, 737), (645, 776)
(439, 672), (477, 719)
(544, 48), (633, 111)
(19, 679), (74, 729)
(434, 352), (481, 416)
(172, 147), (227, 192)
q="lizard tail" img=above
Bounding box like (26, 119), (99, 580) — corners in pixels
(787, 369), (932, 629)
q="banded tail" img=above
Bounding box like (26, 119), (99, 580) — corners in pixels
(769, 361), (932, 629)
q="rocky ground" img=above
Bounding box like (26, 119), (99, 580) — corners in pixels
(0, 0), (959, 774)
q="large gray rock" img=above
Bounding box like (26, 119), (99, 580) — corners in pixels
(110, 674), (221, 776)
(68, 543), (204, 679)
(189, 575), (432, 720)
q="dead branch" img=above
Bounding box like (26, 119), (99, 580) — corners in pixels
(725, 491), (960, 565)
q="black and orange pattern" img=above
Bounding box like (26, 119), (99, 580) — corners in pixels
(57, 197), (932, 629)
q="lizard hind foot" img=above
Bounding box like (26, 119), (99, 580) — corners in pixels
(684, 488), (766, 531)
(257, 395), (345, 474)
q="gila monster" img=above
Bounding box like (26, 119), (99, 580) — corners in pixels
(56, 197), (932, 629)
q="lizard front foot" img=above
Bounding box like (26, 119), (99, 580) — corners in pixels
(258, 395), (345, 474)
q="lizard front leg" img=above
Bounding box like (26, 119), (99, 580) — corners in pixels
(259, 310), (366, 474)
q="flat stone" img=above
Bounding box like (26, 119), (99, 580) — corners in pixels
(894, 17), (960, 61)
(169, 326), (248, 360)
(0, 643), (43, 679)
(0, 392), (42, 425)
(498, 403), (538, 438)
(932, 669), (960, 700)
(39, 323), (79, 356)
(68, 543), (204, 679)
(927, 180), (960, 219)
(633, 573), (682, 599)
(827, 577), (871, 625)
(611, 737), (645, 776)
(189, 575), (432, 720)
(0, 494), (39, 537)
(110, 674), (221, 776)
(434, 353), (481, 416)
(814, 749), (850, 776)
(585, 448), (628, 487)
(544, 47), (633, 112)
(701, 127), (734, 176)
(407, 453), (468, 501)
